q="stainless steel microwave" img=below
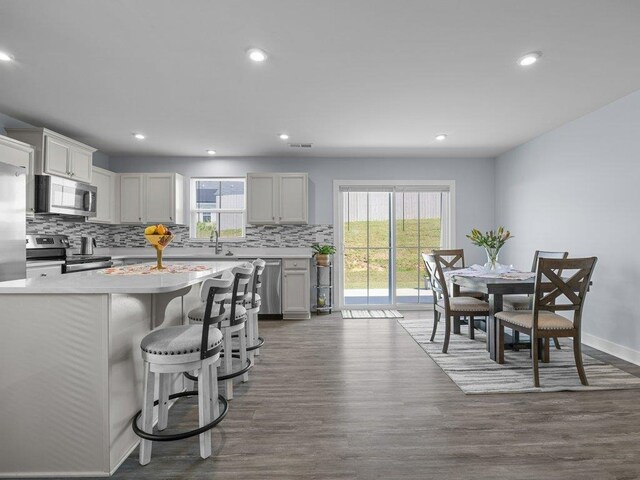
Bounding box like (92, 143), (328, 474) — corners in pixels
(35, 175), (97, 217)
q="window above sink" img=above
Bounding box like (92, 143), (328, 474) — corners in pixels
(189, 177), (246, 242)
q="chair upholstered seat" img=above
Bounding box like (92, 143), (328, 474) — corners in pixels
(140, 325), (223, 357)
(188, 303), (247, 324)
(502, 294), (531, 311)
(436, 296), (490, 313)
(495, 310), (574, 331)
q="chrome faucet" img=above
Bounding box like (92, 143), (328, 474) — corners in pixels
(210, 230), (222, 254)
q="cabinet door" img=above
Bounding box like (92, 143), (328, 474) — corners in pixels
(247, 173), (277, 224)
(91, 168), (113, 223)
(70, 147), (92, 183)
(278, 173), (308, 224)
(282, 268), (310, 314)
(44, 136), (71, 177)
(120, 174), (144, 223)
(0, 138), (35, 215)
(145, 174), (175, 223)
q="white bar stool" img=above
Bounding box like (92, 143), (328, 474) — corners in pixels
(187, 262), (254, 399)
(132, 271), (235, 465)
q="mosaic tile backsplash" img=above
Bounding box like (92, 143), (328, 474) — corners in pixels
(26, 216), (334, 249)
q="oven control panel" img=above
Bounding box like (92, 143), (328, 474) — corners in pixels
(26, 235), (71, 249)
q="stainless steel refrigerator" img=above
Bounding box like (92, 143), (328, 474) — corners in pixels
(0, 160), (26, 281)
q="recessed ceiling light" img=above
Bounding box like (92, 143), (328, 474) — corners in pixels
(0, 51), (13, 62)
(517, 51), (542, 66)
(435, 134), (447, 141)
(133, 133), (146, 140)
(279, 133), (289, 140)
(247, 48), (267, 62)
(206, 149), (216, 155)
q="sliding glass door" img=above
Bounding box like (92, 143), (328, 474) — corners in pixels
(343, 191), (393, 305)
(338, 183), (452, 308)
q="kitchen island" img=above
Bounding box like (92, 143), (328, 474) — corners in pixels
(0, 261), (241, 478)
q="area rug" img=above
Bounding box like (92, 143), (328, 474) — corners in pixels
(398, 316), (640, 394)
(342, 309), (404, 319)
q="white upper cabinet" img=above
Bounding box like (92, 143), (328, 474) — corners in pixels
(0, 135), (35, 215)
(247, 173), (277, 224)
(44, 136), (70, 177)
(247, 172), (308, 225)
(120, 173), (184, 225)
(145, 173), (178, 223)
(120, 174), (145, 223)
(69, 147), (93, 183)
(90, 166), (118, 224)
(279, 173), (308, 224)
(6, 128), (96, 184)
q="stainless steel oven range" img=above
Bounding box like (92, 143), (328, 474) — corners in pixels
(26, 234), (113, 273)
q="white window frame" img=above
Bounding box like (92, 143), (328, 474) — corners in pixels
(189, 177), (246, 242)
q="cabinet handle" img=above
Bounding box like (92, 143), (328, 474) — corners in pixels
(272, 216), (275, 220)
(293, 262), (298, 266)
(41, 273), (47, 277)
(138, 217), (142, 221)
(169, 216), (172, 221)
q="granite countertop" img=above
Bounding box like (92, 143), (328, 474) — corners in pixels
(95, 247), (313, 260)
(0, 261), (241, 295)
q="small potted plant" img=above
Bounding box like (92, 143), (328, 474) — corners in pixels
(312, 243), (336, 266)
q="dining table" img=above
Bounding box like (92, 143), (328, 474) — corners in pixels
(449, 272), (536, 361)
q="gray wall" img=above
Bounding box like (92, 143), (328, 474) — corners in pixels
(109, 155), (496, 264)
(0, 112), (110, 169)
(496, 89), (640, 362)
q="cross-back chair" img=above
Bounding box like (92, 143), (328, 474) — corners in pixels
(503, 250), (569, 350)
(495, 257), (597, 387)
(423, 253), (490, 352)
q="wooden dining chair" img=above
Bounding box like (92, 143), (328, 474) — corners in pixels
(503, 250), (568, 350)
(423, 253), (490, 352)
(431, 249), (485, 299)
(495, 257), (597, 387)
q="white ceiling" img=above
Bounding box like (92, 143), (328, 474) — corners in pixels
(1, 0), (640, 158)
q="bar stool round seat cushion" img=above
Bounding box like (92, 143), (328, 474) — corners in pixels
(187, 304), (247, 325)
(502, 294), (531, 311)
(140, 325), (223, 362)
(495, 310), (574, 331)
(437, 297), (490, 313)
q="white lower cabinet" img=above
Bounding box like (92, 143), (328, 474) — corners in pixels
(26, 264), (62, 279)
(282, 258), (311, 319)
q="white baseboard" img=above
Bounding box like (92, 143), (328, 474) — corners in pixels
(582, 332), (640, 366)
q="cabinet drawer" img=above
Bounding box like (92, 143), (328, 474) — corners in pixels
(283, 258), (308, 270)
(26, 264), (62, 278)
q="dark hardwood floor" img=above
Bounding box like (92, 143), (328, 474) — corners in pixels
(107, 311), (640, 480)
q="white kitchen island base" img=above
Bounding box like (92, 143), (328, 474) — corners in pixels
(0, 262), (239, 477)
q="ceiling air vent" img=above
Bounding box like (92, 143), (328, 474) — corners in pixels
(288, 143), (313, 148)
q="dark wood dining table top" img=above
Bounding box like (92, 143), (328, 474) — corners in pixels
(450, 274), (535, 295)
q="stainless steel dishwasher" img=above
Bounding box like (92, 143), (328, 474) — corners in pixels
(241, 258), (282, 318)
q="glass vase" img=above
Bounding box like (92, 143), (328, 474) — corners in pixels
(485, 247), (500, 271)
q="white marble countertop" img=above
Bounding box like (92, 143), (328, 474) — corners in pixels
(0, 261), (241, 294)
(95, 247), (313, 260)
